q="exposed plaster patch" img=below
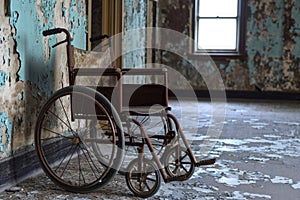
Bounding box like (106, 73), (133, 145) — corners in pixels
(68, 0), (87, 49)
(0, 15), (23, 158)
(0, 112), (12, 157)
(61, 2), (67, 18)
(0, 0), (87, 158)
(36, 0), (43, 20)
(0, 70), (6, 87)
(124, 0), (147, 74)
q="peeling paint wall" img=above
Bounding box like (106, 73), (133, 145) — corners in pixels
(123, 0), (148, 70)
(157, 0), (300, 92)
(0, 0), (86, 159)
(247, 0), (299, 91)
(1, 0), (298, 169)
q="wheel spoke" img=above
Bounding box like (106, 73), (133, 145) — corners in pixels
(46, 110), (77, 136)
(181, 165), (189, 173)
(56, 144), (77, 177)
(79, 143), (104, 180)
(126, 158), (160, 198)
(36, 87), (124, 192)
(146, 177), (157, 182)
(145, 120), (162, 130)
(59, 97), (73, 133)
(180, 153), (188, 160)
(172, 166), (180, 174)
(164, 147), (195, 180)
(144, 181), (151, 191)
(42, 127), (73, 139)
(77, 147), (86, 184)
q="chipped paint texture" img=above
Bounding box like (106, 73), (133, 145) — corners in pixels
(0, 0), (86, 159)
(158, 0), (211, 90)
(0, 15), (24, 158)
(123, 0), (147, 70)
(158, 0), (300, 92)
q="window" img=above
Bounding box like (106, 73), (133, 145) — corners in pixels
(194, 0), (246, 57)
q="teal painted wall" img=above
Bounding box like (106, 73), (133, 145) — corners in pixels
(0, 0), (87, 159)
(123, 0), (147, 70)
(246, 0), (299, 91)
(10, 0), (56, 92)
(10, 0), (86, 93)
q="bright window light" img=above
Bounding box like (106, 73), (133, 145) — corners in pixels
(197, 0), (239, 51)
(199, 0), (238, 17)
(198, 19), (237, 50)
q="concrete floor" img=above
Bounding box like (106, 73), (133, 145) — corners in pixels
(0, 99), (299, 200)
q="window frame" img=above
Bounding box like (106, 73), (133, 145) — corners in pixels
(193, 0), (247, 59)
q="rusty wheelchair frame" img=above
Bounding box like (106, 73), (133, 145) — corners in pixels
(35, 28), (216, 198)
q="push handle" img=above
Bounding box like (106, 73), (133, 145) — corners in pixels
(90, 34), (109, 42)
(42, 28), (62, 36)
(42, 28), (71, 48)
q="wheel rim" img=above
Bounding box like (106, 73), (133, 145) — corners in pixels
(129, 114), (171, 152)
(165, 147), (195, 179)
(126, 158), (160, 198)
(36, 88), (120, 190)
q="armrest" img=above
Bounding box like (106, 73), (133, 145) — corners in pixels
(122, 68), (167, 75)
(73, 68), (121, 77)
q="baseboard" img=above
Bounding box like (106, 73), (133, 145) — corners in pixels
(0, 147), (42, 192)
(169, 89), (300, 101)
(225, 90), (300, 100)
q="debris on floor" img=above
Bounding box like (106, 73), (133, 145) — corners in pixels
(0, 100), (299, 199)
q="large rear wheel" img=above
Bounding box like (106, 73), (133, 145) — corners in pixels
(35, 86), (124, 193)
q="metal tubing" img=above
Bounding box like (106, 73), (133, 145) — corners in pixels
(131, 118), (170, 182)
(167, 113), (198, 164)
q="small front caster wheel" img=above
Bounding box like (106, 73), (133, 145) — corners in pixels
(125, 158), (161, 198)
(164, 146), (195, 181)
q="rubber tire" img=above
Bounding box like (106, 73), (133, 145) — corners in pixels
(35, 86), (124, 193)
(125, 158), (161, 198)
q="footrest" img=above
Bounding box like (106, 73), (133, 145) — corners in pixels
(195, 157), (216, 167)
(165, 175), (187, 183)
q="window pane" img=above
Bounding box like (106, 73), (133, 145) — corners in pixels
(199, 0), (238, 17)
(198, 19), (237, 50)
